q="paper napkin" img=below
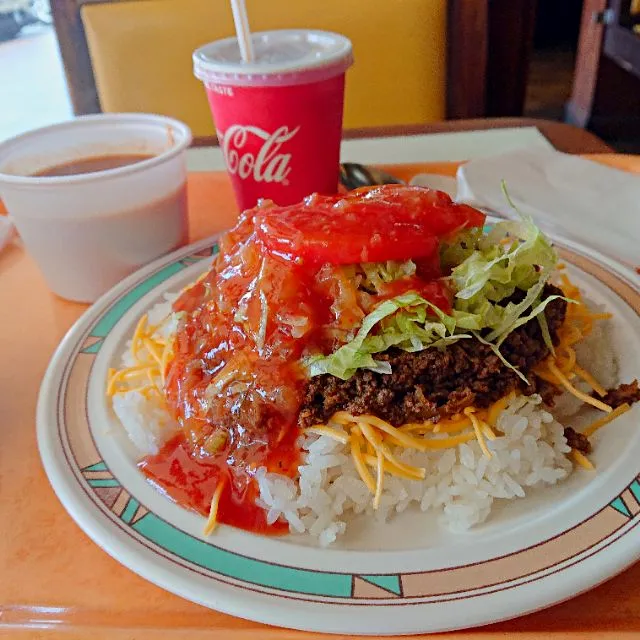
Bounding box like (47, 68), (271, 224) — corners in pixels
(456, 149), (640, 268)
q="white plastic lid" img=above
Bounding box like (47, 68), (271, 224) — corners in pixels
(193, 29), (353, 87)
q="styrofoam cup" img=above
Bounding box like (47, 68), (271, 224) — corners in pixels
(0, 114), (192, 302)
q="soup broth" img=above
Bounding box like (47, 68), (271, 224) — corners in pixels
(35, 154), (153, 177)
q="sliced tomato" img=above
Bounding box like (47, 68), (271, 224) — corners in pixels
(413, 251), (442, 281)
(376, 277), (452, 314)
(255, 185), (485, 265)
(420, 280), (453, 314)
(256, 208), (438, 265)
(346, 185), (486, 233)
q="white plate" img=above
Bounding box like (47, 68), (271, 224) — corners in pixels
(37, 234), (640, 635)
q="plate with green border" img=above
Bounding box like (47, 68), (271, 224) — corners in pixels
(37, 232), (640, 634)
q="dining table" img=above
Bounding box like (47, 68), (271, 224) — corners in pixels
(1, 118), (639, 640)
(186, 117), (615, 172)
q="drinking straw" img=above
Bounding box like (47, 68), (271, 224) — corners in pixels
(230, 0), (254, 62)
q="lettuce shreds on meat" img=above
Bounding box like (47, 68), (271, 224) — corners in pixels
(358, 260), (416, 293)
(439, 227), (482, 272)
(451, 214), (556, 301)
(304, 215), (566, 381)
(537, 312), (555, 356)
(470, 329), (529, 385)
(304, 292), (473, 380)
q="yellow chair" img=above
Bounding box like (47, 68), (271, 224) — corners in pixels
(52, 0), (535, 141)
(79, 0), (447, 137)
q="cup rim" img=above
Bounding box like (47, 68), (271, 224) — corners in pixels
(193, 29), (353, 86)
(0, 113), (193, 186)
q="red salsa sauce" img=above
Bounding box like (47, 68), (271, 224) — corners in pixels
(138, 186), (484, 534)
(139, 429), (299, 533)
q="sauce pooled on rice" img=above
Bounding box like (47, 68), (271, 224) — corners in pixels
(139, 187), (484, 532)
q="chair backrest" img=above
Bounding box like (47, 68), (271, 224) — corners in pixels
(78, 0), (447, 138)
(53, 0), (534, 142)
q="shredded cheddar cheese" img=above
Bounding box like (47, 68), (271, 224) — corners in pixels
(432, 416), (472, 434)
(582, 403), (631, 438)
(396, 432), (477, 450)
(547, 362), (613, 413)
(305, 395), (512, 510)
(204, 480), (226, 536)
(374, 451), (384, 509)
(106, 312), (174, 398)
(481, 422), (497, 441)
(305, 425), (349, 444)
(534, 276), (613, 414)
(529, 273), (633, 471)
(303, 273), (630, 512)
(573, 364), (606, 398)
(464, 407), (492, 459)
(350, 433), (376, 493)
(361, 453), (425, 481)
(487, 393), (512, 428)
(570, 449), (595, 471)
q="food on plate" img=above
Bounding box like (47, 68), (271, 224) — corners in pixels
(107, 185), (639, 545)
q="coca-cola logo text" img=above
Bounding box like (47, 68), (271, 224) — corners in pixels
(217, 125), (300, 185)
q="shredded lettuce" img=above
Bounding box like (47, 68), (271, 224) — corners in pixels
(359, 260), (416, 293)
(440, 227), (482, 271)
(493, 293), (573, 347)
(452, 214), (556, 301)
(450, 214), (559, 347)
(304, 214), (564, 381)
(304, 293), (468, 380)
(537, 312), (555, 356)
(470, 330), (528, 385)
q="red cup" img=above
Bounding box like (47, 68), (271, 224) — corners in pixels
(193, 30), (353, 211)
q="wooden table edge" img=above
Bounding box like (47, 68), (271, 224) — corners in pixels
(190, 118), (614, 155)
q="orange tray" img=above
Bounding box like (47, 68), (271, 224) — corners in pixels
(1, 156), (639, 639)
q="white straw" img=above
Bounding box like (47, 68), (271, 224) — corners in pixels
(230, 0), (254, 63)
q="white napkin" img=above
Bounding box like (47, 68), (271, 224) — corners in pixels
(456, 148), (640, 267)
(0, 216), (15, 253)
(409, 173), (457, 197)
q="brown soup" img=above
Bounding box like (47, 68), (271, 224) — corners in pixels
(34, 153), (154, 177)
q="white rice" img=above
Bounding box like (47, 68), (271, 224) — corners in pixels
(113, 390), (176, 455)
(119, 294), (180, 368)
(112, 294), (180, 455)
(255, 394), (572, 545)
(111, 296), (616, 546)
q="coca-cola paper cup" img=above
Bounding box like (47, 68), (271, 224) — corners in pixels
(194, 30), (353, 211)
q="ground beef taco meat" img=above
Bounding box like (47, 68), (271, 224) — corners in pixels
(299, 284), (567, 428)
(596, 380), (640, 409)
(563, 427), (592, 454)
